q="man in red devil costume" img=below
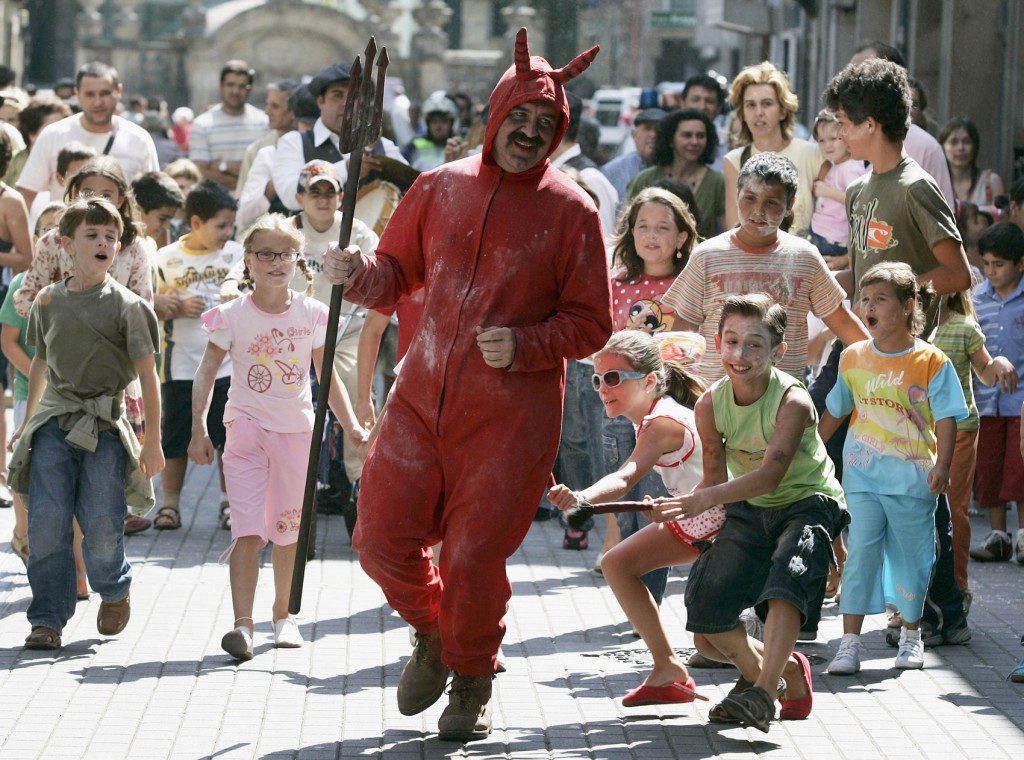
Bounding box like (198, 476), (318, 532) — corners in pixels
(324, 29), (612, 740)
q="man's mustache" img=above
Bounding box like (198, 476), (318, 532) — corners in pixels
(507, 131), (545, 148)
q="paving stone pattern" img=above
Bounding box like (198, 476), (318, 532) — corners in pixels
(1, 460), (1023, 759)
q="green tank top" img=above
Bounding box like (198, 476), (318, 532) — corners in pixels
(709, 367), (845, 509)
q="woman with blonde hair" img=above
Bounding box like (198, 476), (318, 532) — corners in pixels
(723, 61), (821, 236)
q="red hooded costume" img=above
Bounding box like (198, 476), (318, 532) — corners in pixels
(343, 30), (612, 676)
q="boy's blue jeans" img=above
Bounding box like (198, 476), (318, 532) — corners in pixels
(27, 419), (132, 632)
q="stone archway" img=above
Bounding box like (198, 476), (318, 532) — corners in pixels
(188, 1), (377, 110)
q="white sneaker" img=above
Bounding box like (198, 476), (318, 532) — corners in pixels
(895, 629), (924, 669)
(1015, 530), (1024, 565)
(273, 616), (303, 648)
(740, 608), (764, 642)
(827, 634), (861, 675)
(221, 626), (254, 661)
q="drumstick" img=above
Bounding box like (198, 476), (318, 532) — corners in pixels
(564, 500), (651, 531)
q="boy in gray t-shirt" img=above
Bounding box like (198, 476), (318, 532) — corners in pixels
(9, 198), (163, 652)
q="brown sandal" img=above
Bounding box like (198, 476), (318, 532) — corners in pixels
(25, 626), (61, 650)
(709, 675), (786, 724)
(153, 505), (181, 530)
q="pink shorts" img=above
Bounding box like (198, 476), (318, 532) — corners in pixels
(221, 415), (311, 549)
(666, 503), (727, 547)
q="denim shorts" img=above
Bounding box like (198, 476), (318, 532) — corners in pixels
(809, 231), (849, 260)
(162, 377), (229, 458)
(684, 493), (848, 634)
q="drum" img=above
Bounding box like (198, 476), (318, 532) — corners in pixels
(355, 179), (402, 237)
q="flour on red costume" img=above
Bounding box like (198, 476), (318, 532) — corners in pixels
(342, 29), (613, 677)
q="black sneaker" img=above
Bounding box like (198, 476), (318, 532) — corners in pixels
(563, 528), (589, 550)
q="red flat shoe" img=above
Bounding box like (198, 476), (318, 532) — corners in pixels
(622, 676), (709, 706)
(780, 651), (813, 720)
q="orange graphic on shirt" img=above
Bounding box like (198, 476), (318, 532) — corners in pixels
(866, 221), (894, 249)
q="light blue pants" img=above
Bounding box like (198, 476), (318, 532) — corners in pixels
(839, 491), (937, 624)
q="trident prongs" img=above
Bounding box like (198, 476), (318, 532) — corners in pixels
(337, 37), (388, 155)
(338, 55), (362, 154)
(368, 47), (389, 145)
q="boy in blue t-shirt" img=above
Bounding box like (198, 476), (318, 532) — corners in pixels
(968, 223), (1024, 564)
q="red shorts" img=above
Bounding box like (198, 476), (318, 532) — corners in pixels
(974, 416), (1024, 505)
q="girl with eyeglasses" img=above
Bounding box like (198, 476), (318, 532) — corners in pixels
(548, 329), (724, 706)
(189, 213), (367, 661)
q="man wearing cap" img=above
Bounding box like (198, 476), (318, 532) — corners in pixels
(272, 61), (406, 213)
(600, 106), (665, 216)
(189, 60), (268, 192)
(323, 29), (611, 742)
(17, 61), (159, 210)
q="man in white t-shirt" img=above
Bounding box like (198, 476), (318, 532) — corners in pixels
(16, 62), (159, 208)
(189, 60), (270, 192)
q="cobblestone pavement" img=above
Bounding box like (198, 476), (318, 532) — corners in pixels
(1, 460), (1023, 759)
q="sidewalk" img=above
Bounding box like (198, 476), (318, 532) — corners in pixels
(1, 459), (1023, 759)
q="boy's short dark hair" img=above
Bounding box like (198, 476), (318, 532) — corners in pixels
(185, 179), (238, 221)
(978, 222), (1024, 264)
(56, 141), (99, 178)
(59, 197), (123, 240)
(737, 152), (799, 208)
(718, 293), (787, 347)
(132, 171), (185, 213)
(220, 59), (255, 86)
(75, 61), (119, 89)
(824, 59), (911, 142)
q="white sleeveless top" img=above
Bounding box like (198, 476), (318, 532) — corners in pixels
(636, 396), (726, 545)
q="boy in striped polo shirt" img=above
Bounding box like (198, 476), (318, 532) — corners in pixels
(662, 152), (867, 385)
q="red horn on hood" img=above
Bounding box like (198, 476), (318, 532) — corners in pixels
(552, 44), (601, 84)
(514, 27), (531, 79)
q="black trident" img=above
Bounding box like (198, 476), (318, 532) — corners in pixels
(290, 38), (388, 614)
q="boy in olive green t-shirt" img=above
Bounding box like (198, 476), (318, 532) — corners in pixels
(652, 294), (847, 733)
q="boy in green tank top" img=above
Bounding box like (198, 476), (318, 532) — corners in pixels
(652, 294), (847, 733)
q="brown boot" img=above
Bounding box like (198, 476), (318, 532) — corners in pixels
(438, 673), (493, 742)
(397, 631), (450, 716)
(97, 595), (131, 636)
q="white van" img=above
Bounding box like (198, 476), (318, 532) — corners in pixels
(591, 87), (642, 156)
